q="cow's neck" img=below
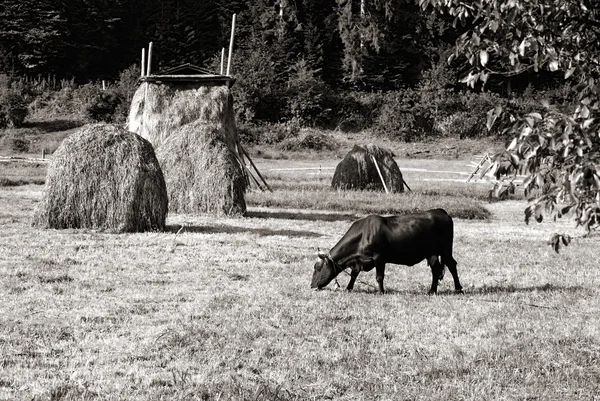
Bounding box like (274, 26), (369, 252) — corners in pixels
(329, 245), (355, 267)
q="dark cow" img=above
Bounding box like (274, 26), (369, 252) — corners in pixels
(311, 209), (463, 294)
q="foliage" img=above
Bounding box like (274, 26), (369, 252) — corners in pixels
(0, 75), (28, 128)
(374, 89), (437, 141)
(285, 59), (332, 126)
(280, 132), (339, 152)
(421, 0), (600, 248)
(84, 89), (125, 123)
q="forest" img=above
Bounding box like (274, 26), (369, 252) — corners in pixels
(0, 0), (563, 133)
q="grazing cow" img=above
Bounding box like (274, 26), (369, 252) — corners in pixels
(311, 209), (463, 294)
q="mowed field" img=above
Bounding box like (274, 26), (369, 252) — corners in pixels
(1, 155), (600, 401)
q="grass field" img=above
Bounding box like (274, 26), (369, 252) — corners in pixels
(1, 152), (599, 401)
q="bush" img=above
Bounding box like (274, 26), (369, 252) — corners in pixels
(280, 132), (339, 151)
(374, 89), (437, 141)
(0, 74), (28, 128)
(84, 89), (124, 123)
(284, 59), (332, 127)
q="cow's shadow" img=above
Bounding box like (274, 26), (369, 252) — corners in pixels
(466, 283), (587, 295)
(319, 283), (587, 296)
(166, 224), (322, 238)
(246, 210), (360, 222)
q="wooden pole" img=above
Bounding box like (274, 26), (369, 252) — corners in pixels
(402, 178), (412, 192)
(241, 145), (273, 192)
(233, 147), (263, 191)
(147, 42), (153, 76)
(226, 14), (236, 76)
(220, 48), (225, 75)
(141, 48), (146, 77)
(371, 155), (389, 194)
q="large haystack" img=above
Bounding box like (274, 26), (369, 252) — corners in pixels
(332, 144), (405, 193)
(127, 82), (246, 215)
(156, 120), (246, 215)
(33, 123), (168, 232)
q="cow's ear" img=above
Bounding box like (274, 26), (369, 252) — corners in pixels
(317, 252), (328, 260)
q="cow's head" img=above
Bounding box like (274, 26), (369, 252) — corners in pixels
(311, 252), (339, 290)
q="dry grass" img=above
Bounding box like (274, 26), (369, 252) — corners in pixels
(32, 123), (168, 232)
(1, 170), (599, 400)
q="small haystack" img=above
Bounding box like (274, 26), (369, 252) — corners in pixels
(127, 82), (247, 215)
(332, 144), (405, 193)
(33, 123), (168, 232)
(156, 120), (246, 215)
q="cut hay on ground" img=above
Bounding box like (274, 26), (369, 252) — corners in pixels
(33, 123), (168, 232)
(156, 120), (246, 215)
(332, 144), (405, 193)
(127, 83), (246, 215)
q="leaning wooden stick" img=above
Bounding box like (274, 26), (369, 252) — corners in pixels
(241, 145), (273, 192)
(371, 155), (389, 194)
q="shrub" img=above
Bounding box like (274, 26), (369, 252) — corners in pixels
(374, 89), (437, 141)
(84, 89), (124, 123)
(284, 59), (332, 127)
(280, 132), (339, 151)
(0, 74), (28, 128)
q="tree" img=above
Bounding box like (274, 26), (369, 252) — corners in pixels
(0, 0), (68, 75)
(420, 0), (600, 250)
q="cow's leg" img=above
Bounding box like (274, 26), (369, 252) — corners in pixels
(346, 269), (359, 291)
(443, 256), (463, 294)
(375, 263), (386, 294)
(428, 256), (443, 295)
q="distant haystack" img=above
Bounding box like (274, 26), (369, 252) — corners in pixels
(127, 78), (247, 215)
(332, 144), (405, 193)
(33, 123), (168, 232)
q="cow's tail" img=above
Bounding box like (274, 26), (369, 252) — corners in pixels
(440, 215), (456, 281)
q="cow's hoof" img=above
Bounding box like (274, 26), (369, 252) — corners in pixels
(427, 290), (437, 296)
(455, 289), (464, 295)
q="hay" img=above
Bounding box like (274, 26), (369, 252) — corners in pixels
(156, 120), (246, 215)
(127, 83), (237, 150)
(332, 144), (405, 193)
(127, 82), (246, 215)
(33, 123), (168, 232)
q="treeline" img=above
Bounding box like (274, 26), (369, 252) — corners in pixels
(0, 0), (567, 139)
(0, 0), (455, 87)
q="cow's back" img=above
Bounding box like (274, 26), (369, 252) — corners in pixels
(377, 209), (454, 264)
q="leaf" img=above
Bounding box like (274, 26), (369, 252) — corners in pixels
(528, 112), (542, 120)
(583, 118), (594, 129)
(565, 67), (576, 79)
(486, 106), (502, 131)
(519, 40), (527, 56)
(549, 60), (559, 71)
(547, 233), (572, 253)
(507, 137), (517, 151)
(480, 49), (488, 66)
(524, 205), (535, 224)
